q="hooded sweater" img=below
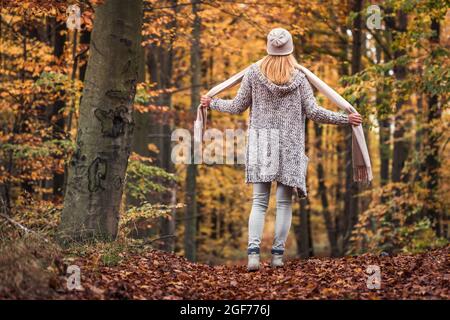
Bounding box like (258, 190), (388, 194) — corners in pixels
(210, 63), (349, 197)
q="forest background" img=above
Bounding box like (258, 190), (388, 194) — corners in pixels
(0, 0), (448, 292)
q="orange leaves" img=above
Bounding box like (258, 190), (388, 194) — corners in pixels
(60, 245), (449, 300)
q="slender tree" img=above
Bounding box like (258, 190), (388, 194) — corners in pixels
(391, 10), (409, 183)
(184, 0), (201, 261)
(421, 19), (442, 236)
(156, 0), (178, 252)
(377, 10), (394, 187)
(291, 29), (314, 258)
(157, 1), (178, 252)
(50, 19), (67, 198)
(376, 7), (395, 204)
(335, 25), (350, 256)
(343, 0), (363, 252)
(315, 122), (340, 257)
(295, 118), (314, 258)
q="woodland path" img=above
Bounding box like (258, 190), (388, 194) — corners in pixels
(65, 246), (449, 300)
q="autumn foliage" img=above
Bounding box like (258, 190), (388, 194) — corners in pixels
(0, 0), (449, 300)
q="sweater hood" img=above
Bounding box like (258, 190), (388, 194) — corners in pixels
(251, 63), (304, 96)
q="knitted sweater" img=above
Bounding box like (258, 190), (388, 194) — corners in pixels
(210, 63), (349, 197)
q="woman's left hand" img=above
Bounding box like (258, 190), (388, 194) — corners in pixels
(201, 95), (211, 108)
(348, 113), (363, 126)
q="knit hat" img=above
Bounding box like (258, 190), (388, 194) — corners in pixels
(266, 28), (294, 56)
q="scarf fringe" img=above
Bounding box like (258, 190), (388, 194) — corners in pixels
(194, 105), (208, 143)
(353, 165), (373, 184)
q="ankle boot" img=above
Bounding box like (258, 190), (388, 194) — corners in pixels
(247, 253), (260, 271)
(271, 254), (284, 267)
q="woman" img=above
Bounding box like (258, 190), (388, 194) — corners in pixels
(200, 28), (362, 271)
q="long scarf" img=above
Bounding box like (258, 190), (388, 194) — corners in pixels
(195, 61), (373, 183)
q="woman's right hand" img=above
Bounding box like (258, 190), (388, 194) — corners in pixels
(201, 95), (211, 108)
(348, 113), (363, 126)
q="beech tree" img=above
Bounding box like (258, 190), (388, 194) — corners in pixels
(58, 0), (143, 242)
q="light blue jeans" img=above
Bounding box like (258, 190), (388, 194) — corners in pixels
(248, 182), (293, 255)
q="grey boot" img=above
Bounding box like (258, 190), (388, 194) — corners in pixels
(271, 254), (284, 268)
(247, 253), (260, 271)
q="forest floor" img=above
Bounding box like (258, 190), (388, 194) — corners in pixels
(1, 236), (448, 300)
(62, 245), (449, 300)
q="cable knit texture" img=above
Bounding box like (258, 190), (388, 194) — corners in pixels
(210, 63), (349, 197)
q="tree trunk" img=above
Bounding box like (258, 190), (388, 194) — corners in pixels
(421, 19), (442, 236)
(291, 33), (314, 258)
(335, 26), (349, 254)
(391, 10), (409, 183)
(184, 0), (201, 261)
(51, 20), (67, 199)
(378, 118), (390, 186)
(371, 9), (395, 233)
(294, 118), (313, 258)
(315, 123), (339, 257)
(376, 11), (394, 190)
(295, 197), (313, 258)
(156, 44), (177, 252)
(58, 0), (143, 242)
(343, 0), (363, 253)
(157, 0), (178, 252)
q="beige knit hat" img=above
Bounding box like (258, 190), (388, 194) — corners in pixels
(266, 28), (294, 56)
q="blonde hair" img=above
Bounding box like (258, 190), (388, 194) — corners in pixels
(260, 54), (298, 85)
